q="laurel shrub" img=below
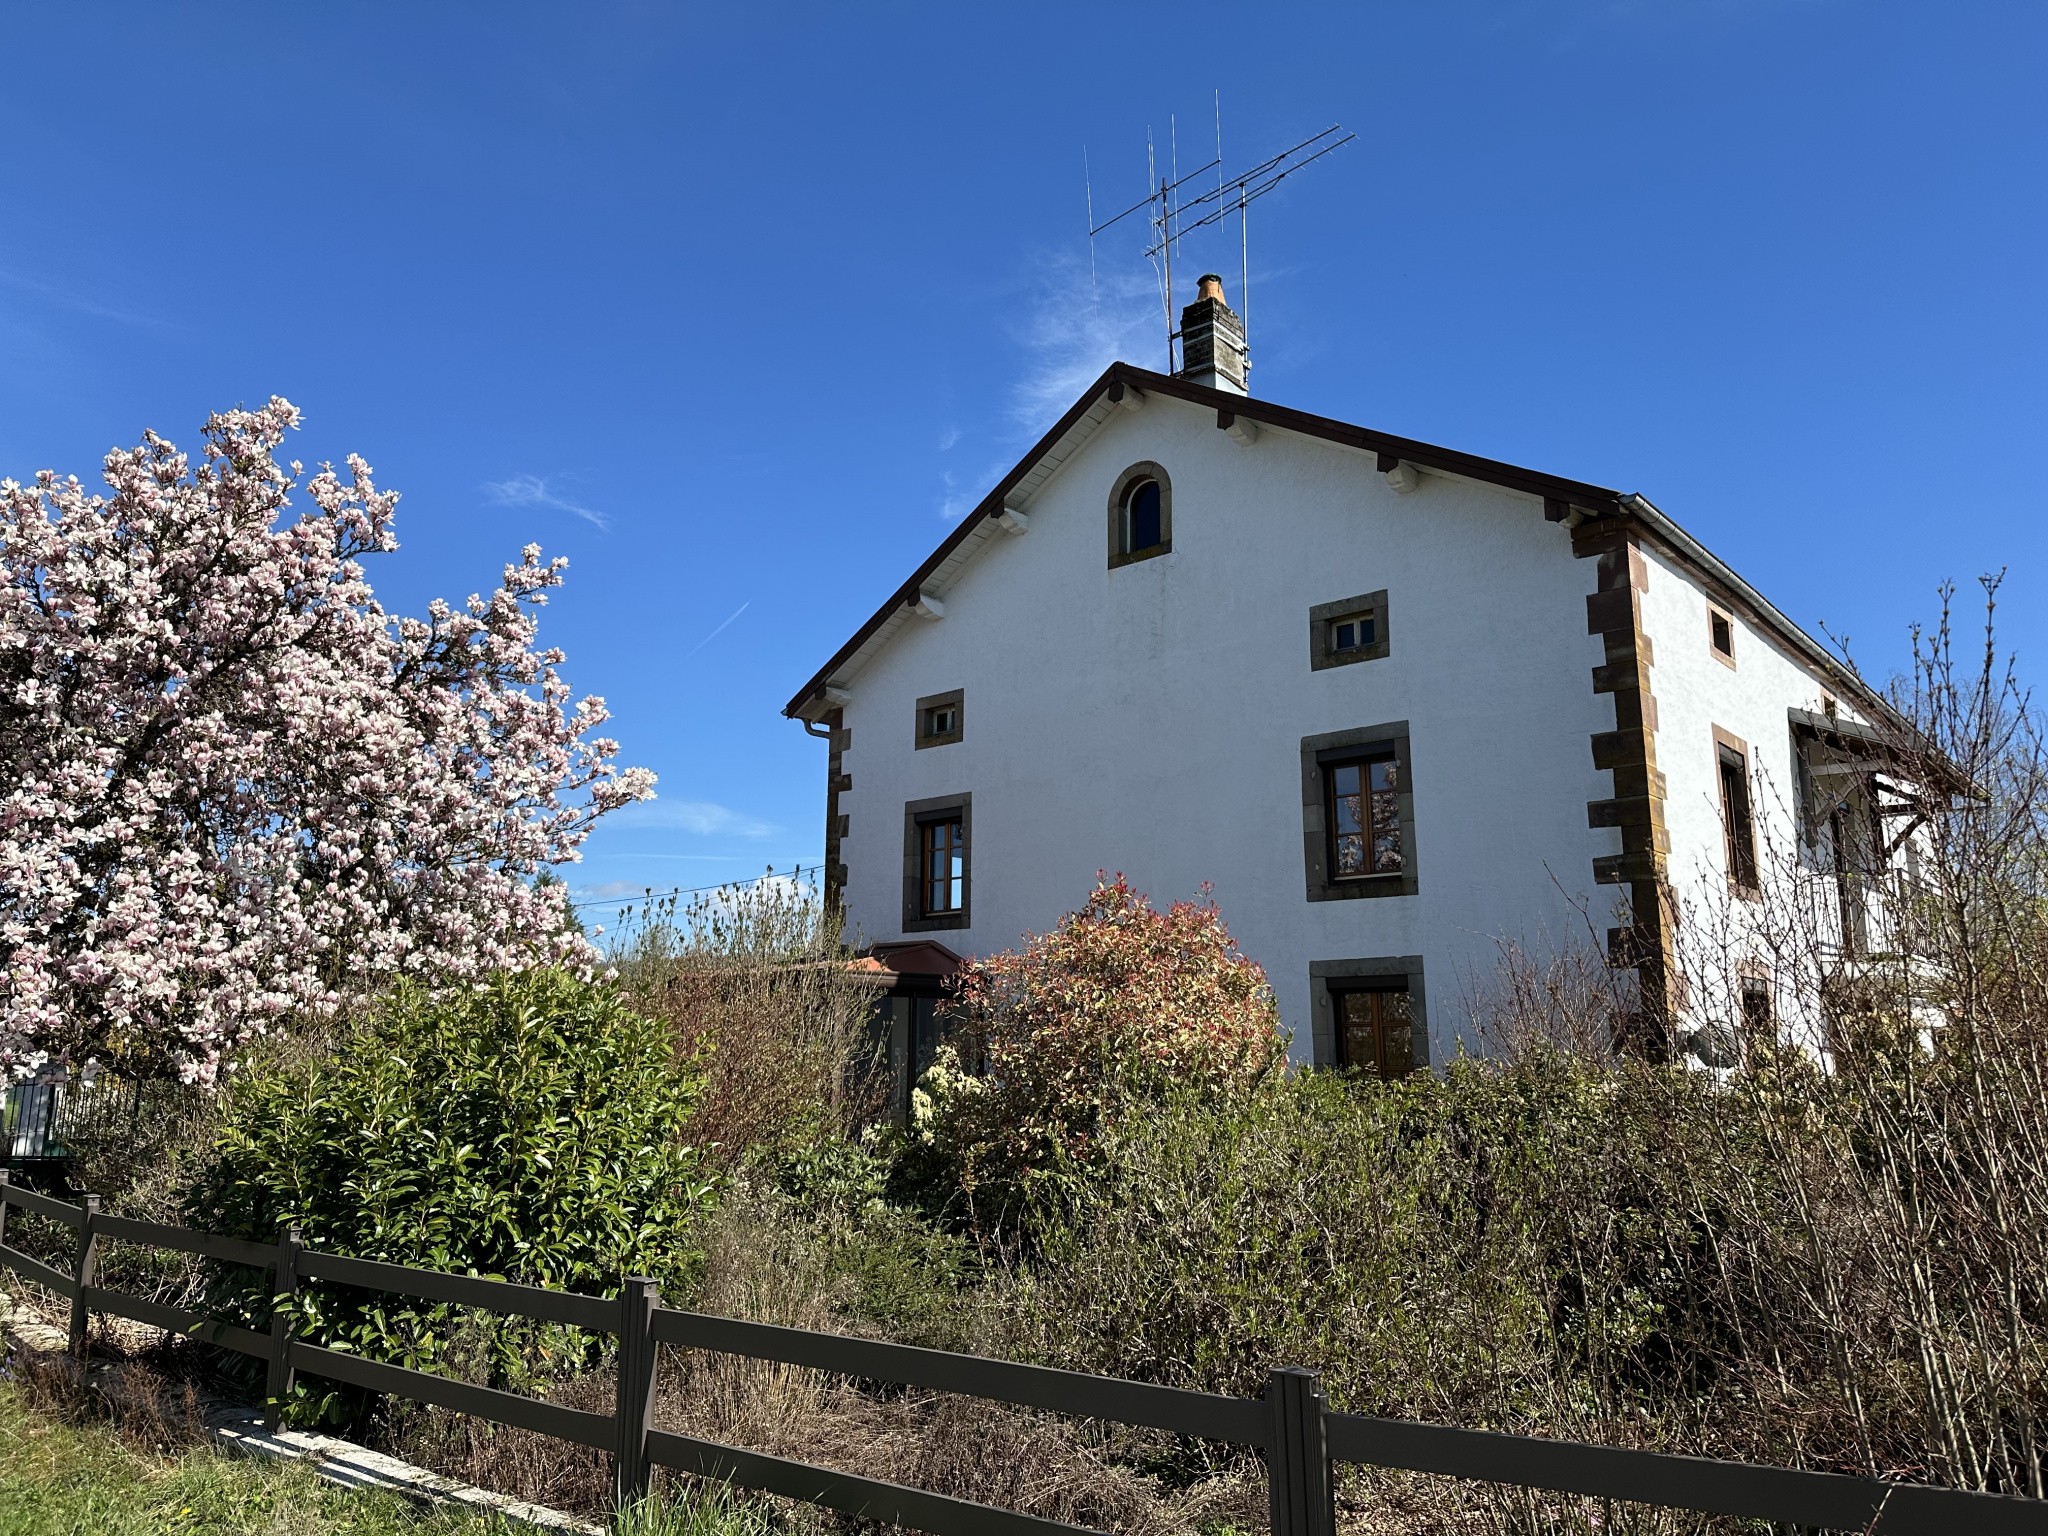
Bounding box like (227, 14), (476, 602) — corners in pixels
(185, 970), (716, 1422)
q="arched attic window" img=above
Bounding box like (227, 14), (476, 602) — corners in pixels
(1107, 461), (1172, 569)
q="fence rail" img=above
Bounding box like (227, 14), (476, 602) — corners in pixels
(1, 1172), (2043, 1536)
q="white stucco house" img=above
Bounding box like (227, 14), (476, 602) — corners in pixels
(785, 277), (1918, 1076)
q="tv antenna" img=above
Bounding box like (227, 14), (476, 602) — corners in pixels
(1087, 112), (1355, 375)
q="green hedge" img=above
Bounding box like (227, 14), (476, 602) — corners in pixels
(187, 970), (716, 1418)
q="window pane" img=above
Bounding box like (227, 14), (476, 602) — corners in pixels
(922, 819), (964, 914)
(1720, 751), (1756, 886)
(1328, 756), (1399, 880)
(1370, 759), (1402, 871)
(1333, 621), (1356, 651)
(1372, 821), (1401, 871)
(1334, 987), (1414, 1078)
(1381, 1008), (1414, 1076)
(1126, 479), (1162, 551)
(1338, 992), (1375, 1070)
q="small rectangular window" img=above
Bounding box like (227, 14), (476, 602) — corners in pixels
(1329, 614), (1375, 654)
(1328, 755), (1402, 879)
(1718, 738), (1758, 891)
(921, 818), (964, 916)
(913, 689), (964, 749)
(1333, 984), (1415, 1078)
(1709, 605), (1736, 665)
(1308, 589), (1390, 671)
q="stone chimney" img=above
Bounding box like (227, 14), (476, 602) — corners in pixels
(1178, 273), (1248, 394)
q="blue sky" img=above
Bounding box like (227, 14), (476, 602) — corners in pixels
(4, 2), (2042, 921)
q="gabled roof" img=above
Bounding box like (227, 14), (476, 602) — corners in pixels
(784, 362), (1883, 721)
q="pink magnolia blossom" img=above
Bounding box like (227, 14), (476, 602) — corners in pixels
(0, 399), (654, 1084)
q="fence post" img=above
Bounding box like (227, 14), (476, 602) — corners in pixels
(68, 1194), (100, 1358)
(613, 1276), (659, 1512)
(0, 1169), (10, 1252)
(265, 1223), (302, 1430)
(1264, 1366), (1334, 1536)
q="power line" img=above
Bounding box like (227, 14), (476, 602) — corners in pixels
(567, 864), (823, 912)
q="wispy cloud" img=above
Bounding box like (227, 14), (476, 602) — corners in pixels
(683, 602), (749, 659)
(481, 473), (607, 530)
(610, 799), (778, 838)
(1009, 254), (1160, 428)
(930, 254), (1160, 521)
(0, 266), (182, 332)
(938, 461), (1013, 522)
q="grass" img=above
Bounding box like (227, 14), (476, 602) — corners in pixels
(0, 1377), (504, 1536)
(0, 1377), (775, 1536)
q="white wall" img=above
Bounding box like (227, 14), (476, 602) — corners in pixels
(831, 393), (1622, 1065)
(1637, 543), (1865, 1041)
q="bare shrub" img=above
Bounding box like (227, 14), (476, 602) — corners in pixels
(1643, 580), (2048, 1497)
(383, 1368), (615, 1517)
(666, 1186), (848, 1450)
(646, 1185), (1232, 1535)
(4, 1335), (208, 1456)
(610, 875), (881, 1175)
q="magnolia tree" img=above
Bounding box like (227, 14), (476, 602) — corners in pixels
(0, 399), (654, 1083)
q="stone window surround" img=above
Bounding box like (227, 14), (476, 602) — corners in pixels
(1308, 956), (1429, 1070)
(1106, 460), (1172, 570)
(1708, 602), (1738, 669)
(914, 688), (964, 750)
(902, 792), (971, 933)
(1300, 721), (1419, 901)
(1308, 589), (1391, 671)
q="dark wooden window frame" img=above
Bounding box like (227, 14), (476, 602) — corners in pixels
(901, 793), (971, 933)
(1325, 754), (1401, 882)
(1309, 956), (1428, 1071)
(913, 688), (964, 750)
(1714, 725), (1761, 899)
(1308, 589), (1391, 671)
(1301, 722), (1418, 901)
(1106, 461), (1173, 569)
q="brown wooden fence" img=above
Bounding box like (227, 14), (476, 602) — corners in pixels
(2, 1172), (2043, 1535)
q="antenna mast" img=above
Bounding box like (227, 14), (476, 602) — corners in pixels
(1087, 118), (1355, 380)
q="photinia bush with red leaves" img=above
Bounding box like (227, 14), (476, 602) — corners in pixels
(910, 873), (1284, 1223)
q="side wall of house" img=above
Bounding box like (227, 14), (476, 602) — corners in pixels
(1636, 541), (1863, 1040)
(831, 393), (1622, 1066)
